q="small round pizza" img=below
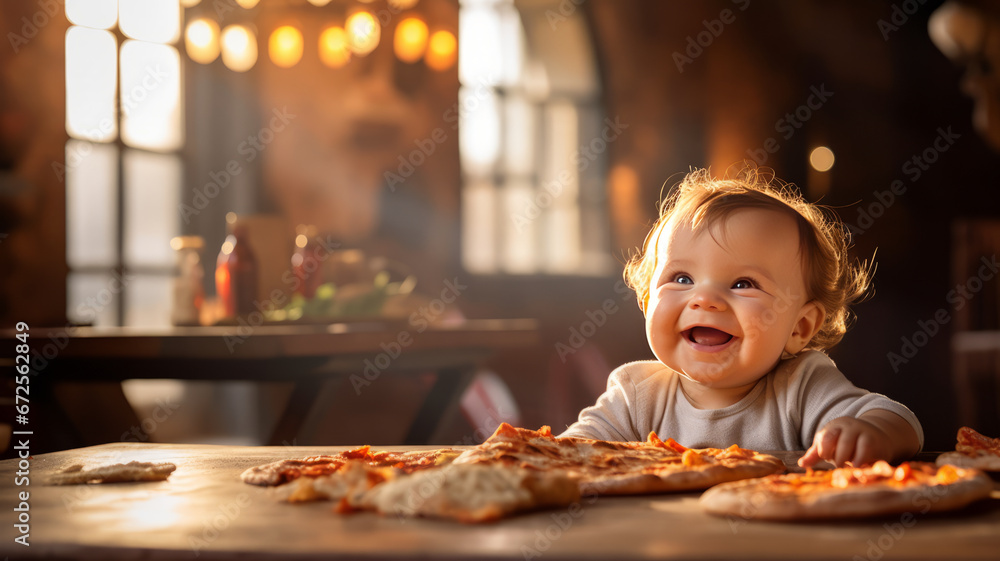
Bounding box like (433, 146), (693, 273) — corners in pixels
(936, 426), (1000, 471)
(453, 423), (785, 495)
(699, 461), (992, 521)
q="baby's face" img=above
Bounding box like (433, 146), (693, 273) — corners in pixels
(644, 207), (816, 392)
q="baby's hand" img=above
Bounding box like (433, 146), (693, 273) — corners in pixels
(797, 417), (892, 468)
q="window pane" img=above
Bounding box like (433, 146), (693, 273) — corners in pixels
(124, 273), (173, 327)
(462, 179), (497, 273)
(123, 149), (182, 269)
(498, 4), (524, 87)
(459, 7), (501, 87)
(68, 271), (119, 327)
(504, 96), (535, 176)
(120, 41), (184, 151)
(66, 140), (118, 268)
(502, 179), (535, 273)
(66, 0), (118, 30)
(545, 206), (580, 274)
(65, 27), (117, 142)
(543, 100), (579, 201)
(459, 86), (500, 175)
(119, 0), (181, 44)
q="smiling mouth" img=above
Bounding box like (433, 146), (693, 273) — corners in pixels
(683, 326), (734, 347)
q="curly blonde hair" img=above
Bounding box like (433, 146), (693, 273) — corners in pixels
(624, 167), (870, 351)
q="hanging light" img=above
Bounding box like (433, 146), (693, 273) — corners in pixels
(185, 18), (220, 64)
(394, 17), (428, 63)
(810, 146), (835, 172)
(306, 0), (332, 5)
(235, 0), (259, 8)
(425, 30), (456, 71)
(319, 25), (351, 68)
(180, 0), (202, 7)
(388, 0), (419, 9)
(346, 10), (380, 56)
(269, 25), (303, 68)
(221, 24), (257, 72)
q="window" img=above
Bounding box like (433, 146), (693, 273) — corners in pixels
(64, 0), (184, 327)
(458, 0), (610, 275)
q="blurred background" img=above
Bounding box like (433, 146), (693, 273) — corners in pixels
(2, 0), (1000, 453)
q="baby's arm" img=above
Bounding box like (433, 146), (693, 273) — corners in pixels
(558, 363), (646, 441)
(798, 409), (921, 467)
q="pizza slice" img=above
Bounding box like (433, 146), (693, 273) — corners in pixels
(47, 461), (177, 485)
(937, 426), (1000, 471)
(700, 460), (992, 521)
(453, 423), (785, 495)
(357, 463), (581, 523)
(240, 446), (461, 486)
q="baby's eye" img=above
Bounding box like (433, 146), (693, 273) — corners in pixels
(732, 278), (757, 289)
(672, 274), (693, 285)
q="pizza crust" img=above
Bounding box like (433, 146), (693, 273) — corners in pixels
(936, 451), (1000, 471)
(358, 463), (580, 523)
(46, 461), (177, 485)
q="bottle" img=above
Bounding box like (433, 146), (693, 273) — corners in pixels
(215, 212), (258, 318)
(170, 235), (205, 326)
(291, 224), (322, 298)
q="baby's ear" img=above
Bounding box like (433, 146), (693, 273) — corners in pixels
(785, 301), (825, 355)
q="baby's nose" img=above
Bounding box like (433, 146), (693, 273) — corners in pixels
(688, 288), (727, 311)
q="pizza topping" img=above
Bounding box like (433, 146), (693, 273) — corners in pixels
(893, 462), (912, 483)
(935, 464), (961, 484)
(682, 449), (706, 467)
(956, 426), (1000, 457)
(646, 431), (688, 453)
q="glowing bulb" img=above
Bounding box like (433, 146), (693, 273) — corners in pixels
(185, 18), (220, 64)
(810, 146), (835, 172)
(306, 0), (332, 5)
(221, 25), (257, 72)
(425, 30), (456, 71)
(388, 0), (419, 9)
(180, 0), (201, 7)
(319, 25), (351, 68)
(394, 17), (428, 63)
(346, 11), (380, 56)
(235, 0), (259, 8)
(269, 25), (303, 68)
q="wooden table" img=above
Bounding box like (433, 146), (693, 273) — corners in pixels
(1, 443), (998, 561)
(0, 319), (539, 447)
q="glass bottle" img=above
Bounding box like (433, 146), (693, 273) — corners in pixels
(215, 212), (258, 318)
(291, 224), (322, 298)
(170, 235), (205, 326)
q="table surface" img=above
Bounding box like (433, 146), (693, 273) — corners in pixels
(0, 318), (540, 360)
(1, 442), (998, 561)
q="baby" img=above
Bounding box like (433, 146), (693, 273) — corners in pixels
(561, 168), (923, 467)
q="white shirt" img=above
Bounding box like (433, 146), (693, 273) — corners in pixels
(559, 350), (924, 450)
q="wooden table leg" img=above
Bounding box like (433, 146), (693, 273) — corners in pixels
(267, 378), (323, 446)
(403, 367), (474, 445)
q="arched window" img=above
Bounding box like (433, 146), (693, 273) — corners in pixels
(64, 0), (184, 326)
(459, 0), (611, 275)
